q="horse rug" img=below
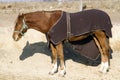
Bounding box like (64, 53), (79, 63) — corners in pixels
(48, 9), (113, 60)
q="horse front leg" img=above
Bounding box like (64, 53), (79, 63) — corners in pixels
(56, 43), (66, 77)
(49, 43), (58, 75)
(93, 30), (110, 73)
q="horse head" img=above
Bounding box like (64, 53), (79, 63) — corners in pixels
(13, 13), (28, 41)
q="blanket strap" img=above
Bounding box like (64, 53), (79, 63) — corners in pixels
(66, 13), (71, 39)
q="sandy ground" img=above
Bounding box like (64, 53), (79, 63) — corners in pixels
(0, 1), (120, 80)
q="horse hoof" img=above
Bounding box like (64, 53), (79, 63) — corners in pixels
(99, 68), (109, 73)
(58, 70), (66, 77)
(49, 72), (55, 75)
(99, 62), (109, 73)
(49, 69), (58, 75)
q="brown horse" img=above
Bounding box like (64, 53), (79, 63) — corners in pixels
(13, 9), (112, 76)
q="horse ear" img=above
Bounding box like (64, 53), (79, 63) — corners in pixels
(19, 12), (22, 16)
(19, 12), (24, 16)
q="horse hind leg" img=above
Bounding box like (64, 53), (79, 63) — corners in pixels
(93, 30), (110, 73)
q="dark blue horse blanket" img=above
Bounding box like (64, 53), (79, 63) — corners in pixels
(48, 9), (112, 60)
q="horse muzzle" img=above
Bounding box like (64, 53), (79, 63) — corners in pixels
(13, 33), (21, 41)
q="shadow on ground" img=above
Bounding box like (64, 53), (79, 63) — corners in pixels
(20, 41), (101, 66)
(19, 41), (51, 60)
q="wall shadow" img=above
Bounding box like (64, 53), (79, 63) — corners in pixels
(20, 41), (100, 66)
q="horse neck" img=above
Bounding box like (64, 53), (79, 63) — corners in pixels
(25, 11), (62, 33)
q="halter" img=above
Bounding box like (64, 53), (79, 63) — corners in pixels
(14, 19), (28, 36)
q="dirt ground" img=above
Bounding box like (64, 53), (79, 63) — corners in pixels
(0, 1), (120, 80)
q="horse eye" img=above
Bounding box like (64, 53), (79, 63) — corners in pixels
(16, 24), (18, 26)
